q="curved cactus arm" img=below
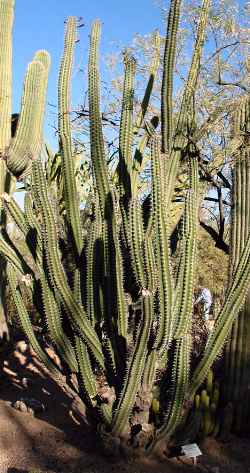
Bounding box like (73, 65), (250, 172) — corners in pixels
(7, 262), (60, 376)
(147, 335), (191, 454)
(134, 31), (161, 133)
(0, 236), (26, 275)
(7, 57), (49, 176)
(1, 192), (42, 277)
(39, 271), (78, 373)
(58, 17), (83, 255)
(1, 192), (29, 235)
(174, 153), (198, 338)
(33, 49), (51, 152)
(161, 0), (182, 153)
(188, 230), (250, 399)
(150, 136), (174, 351)
(111, 292), (153, 436)
(88, 20), (111, 218)
(31, 160), (105, 369)
(24, 193), (43, 266)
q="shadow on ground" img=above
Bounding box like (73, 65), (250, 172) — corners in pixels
(1, 341), (250, 473)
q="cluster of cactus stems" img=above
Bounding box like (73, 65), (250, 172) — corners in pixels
(1, 0), (250, 455)
(224, 95), (250, 434)
(0, 0), (50, 338)
(195, 370), (221, 438)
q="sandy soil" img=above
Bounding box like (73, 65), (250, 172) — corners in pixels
(0, 341), (249, 473)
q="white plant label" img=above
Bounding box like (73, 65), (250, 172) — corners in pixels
(181, 443), (202, 458)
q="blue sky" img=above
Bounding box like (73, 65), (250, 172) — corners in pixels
(12, 0), (163, 148)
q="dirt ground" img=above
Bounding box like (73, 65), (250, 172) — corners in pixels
(0, 341), (249, 473)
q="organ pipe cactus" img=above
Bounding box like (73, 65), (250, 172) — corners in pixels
(0, 0), (49, 340)
(224, 95), (250, 434)
(1, 0), (250, 458)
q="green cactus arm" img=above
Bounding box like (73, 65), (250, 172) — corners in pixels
(142, 349), (157, 390)
(39, 271), (78, 373)
(142, 236), (157, 293)
(188, 230), (250, 399)
(150, 136), (174, 351)
(0, 0), (14, 211)
(24, 193), (43, 266)
(161, 0), (182, 153)
(74, 336), (98, 404)
(116, 53), (136, 206)
(164, 0), (210, 212)
(86, 205), (102, 326)
(58, 17), (83, 255)
(134, 31), (161, 133)
(86, 226), (97, 326)
(7, 58), (49, 176)
(7, 262), (60, 376)
(175, 0), (210, 138)
(95, 220), (119, 374)
(88, 20), (111, 218)
(114, 231), (129, 341)
(128, 198), (146, 288)
(225, 153), (244, 401)
(147, 335), (191, 454)
(88, 21), (126, 344)
(0, 236), (26, 275)
(33, 49), (51, 160)
(1, 192), (29, 235)
(174, 153), (199, 338)
(131, 116), (159, 197)
(31, 161), (105, 369)
(111, 292), (153, 436)
(73, 267), (82, 304)
(0, 192), (43, 277)
(128, 196), (157, 293)
(75, 335), (113, 424)
(0, 0), (14, 151)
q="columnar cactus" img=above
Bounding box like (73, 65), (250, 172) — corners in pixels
(224, 96), (250, 434)
(0, 0), (49, 340)
(1, 0), (250, 458)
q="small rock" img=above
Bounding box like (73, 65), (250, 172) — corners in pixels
(13, 400), (27, 412)
(210, 467), (220, 473)
(21, 377), (30, 388)
(16, 340), (28, 354)
(12, 398), (45, 414)
(21, 397), (45, 413)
